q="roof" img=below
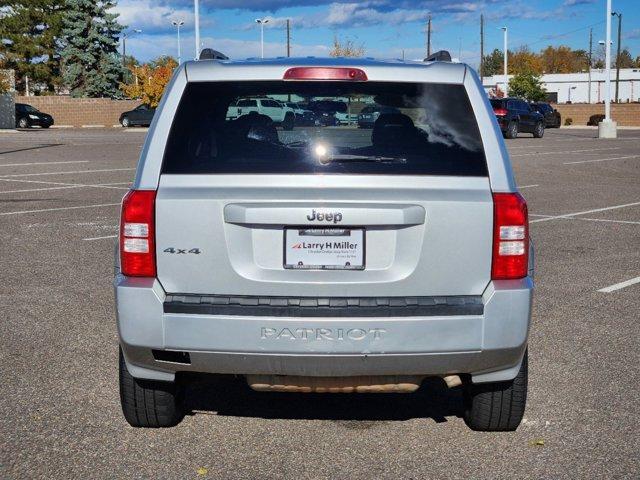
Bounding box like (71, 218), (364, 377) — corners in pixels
(184, 56), (468, 84)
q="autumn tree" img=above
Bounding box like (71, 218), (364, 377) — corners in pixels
(121, 56), (178, 107)
(540, 45), (588, 73)
(329, 36), (365, 57)
(509, 47), (543, 74)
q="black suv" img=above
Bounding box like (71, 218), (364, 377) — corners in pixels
(490, 98), (544, 139)
(15, 103), (54, 129)
(532, 102), (561, 128)
(120, 104), (155, 127)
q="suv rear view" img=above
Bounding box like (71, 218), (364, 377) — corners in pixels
(116, 58), (533, 432)
(490, 98), (545, 139)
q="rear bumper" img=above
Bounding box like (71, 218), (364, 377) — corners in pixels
(115, 276), (533, 384)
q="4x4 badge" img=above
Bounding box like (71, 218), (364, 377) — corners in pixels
(306, 209), (343, 223)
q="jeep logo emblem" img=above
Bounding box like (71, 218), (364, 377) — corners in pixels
(306, 209), (343, 223)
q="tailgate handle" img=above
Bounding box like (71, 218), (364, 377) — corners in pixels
(224, 203), (425, 226)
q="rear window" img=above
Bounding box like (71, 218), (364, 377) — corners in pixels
(161, 81), (487, 176)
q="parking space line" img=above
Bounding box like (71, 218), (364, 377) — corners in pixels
(0, 167), (135, 178)
(530, 201), (640, 223)
(563, 154), (640, 165)
(519, 184), (538, 188)
(0, 178), (130, 191)
(530, 214), (640, 226)
(0, 160), (89, 168)
(0, 203), (120, 216)
(83, 235), (118, 241)
(598, 276), (640, 293)
(512, 147), (620, 157)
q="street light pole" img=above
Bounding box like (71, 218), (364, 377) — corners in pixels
(121, 29), (142, 82)
(501, 27), (508, 97)
(612, 11), (622, 103)
(599, 0), (616, 138)
(194, 0), (200, 59)
(255, 18), (269, 58)
(172, 20), (184, 64)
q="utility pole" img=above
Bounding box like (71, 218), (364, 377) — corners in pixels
(194, 0), (200, 59)
(612, 11), (622, 102)
(426, 15), (432, 57)
(587, 28), (593, 103)
(286, 19), (291, 57)
(480, 14), (484, 82)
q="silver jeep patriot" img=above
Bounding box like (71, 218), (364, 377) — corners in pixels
(115, 56), (534, 431)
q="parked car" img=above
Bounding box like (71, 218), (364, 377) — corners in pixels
(285, 102), (316, 126)
(357, 105), (401, 128)
(531, 102), (561, 128)
(15, 103), (54, 129)
(307, 100), (349, 126)
(116, 56), (533, 432)
(227, 97), (295, 130)
(120, 104), (156, 127)
(490, 98), (545, 138)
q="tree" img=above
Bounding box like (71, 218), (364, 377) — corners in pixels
(508, 72), (546, 101)
(60, 0), (124, 97)
(121, 56), (177, 107)
(540, 45), (588, 73)
(482, 49), (504, 77)
(615, 48), (634, 68)
(0, 0), (64, 93)
(509, 47), (543, 75)
(329, 36), (365, 57)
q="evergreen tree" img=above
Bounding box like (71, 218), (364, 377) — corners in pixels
(60, 0), (124, 97)
(0, 1), (64, 93)
(482, 49), (504, 77)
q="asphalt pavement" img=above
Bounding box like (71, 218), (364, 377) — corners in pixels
(1, 127), (638, 479)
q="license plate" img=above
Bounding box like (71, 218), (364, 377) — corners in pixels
(284, 228), (365, 270)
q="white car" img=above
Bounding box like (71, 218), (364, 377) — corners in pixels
(227, 97), (295, 130)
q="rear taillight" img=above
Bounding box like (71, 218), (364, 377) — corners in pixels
(493, 108), (508, 116)
(283, 67), (368, 81)
(120, 190), (156, 277)
(491, 192), (529, 280)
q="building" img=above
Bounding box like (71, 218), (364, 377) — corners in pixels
(482, 68), (640, 103)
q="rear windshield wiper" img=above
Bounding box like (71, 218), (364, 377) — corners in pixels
(319, 154), (407, 164)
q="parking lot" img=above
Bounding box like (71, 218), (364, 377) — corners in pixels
(1, 127), (638, 478)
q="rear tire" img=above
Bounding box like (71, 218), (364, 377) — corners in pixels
(504, 121), (518, 139)
(121, 116), (130, 128)
(17, 117), (30, 129)
(282, 112), (295, 131)
(119, 348), (184, 428)
(533, 122), (544, 138)
(463, 350), (528, 432)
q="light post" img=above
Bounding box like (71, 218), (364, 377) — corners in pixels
(568, 86), (577, 103)
(172, 20), (184, 64)
(599, 0), (617, 138)
(611, 11), (622, 103)
(122, 29), (142, 82)
(194, 0), (200, 59)
(255, 18), (269, 58)
(501, 26), (508, 97)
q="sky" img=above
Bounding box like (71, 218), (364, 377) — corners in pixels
(115, 0), (640, 67)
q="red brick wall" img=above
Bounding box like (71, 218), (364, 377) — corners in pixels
(553, 103), (640, 127)
(15, 96), (141, 127)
